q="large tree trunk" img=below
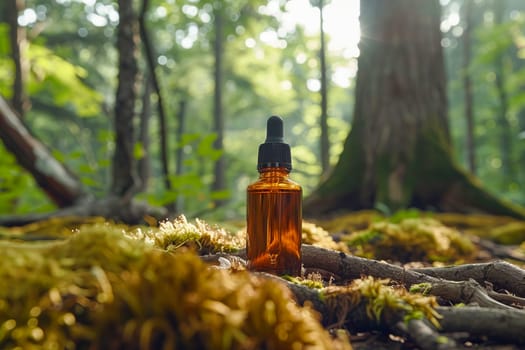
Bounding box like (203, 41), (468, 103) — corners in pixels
(304, 0), (525, 219)
(111, 0), (139, 197)
(0, 97), (85, 206)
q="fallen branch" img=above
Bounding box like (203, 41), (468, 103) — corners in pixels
(437, 306), (525, 344)
(411, 260), (525, 297)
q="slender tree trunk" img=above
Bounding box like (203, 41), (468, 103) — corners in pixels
(319, 0), (329, 174)
(519, 109), (525, 202)
(304, 0), (525, 219)
(137, 75), (152, 193)
(514, 51), (525, 202)
(139, 0), (171, 192)
(503, 0), (525, 202)
(462, 0), (476, 174)
(175, 99), (187, 213)
(111, 0), (138, 197)
(6, 0), (29, 116)
(493, 0), (514, 185)
(0, 97), (85, 206)
(212, 3), (226, 204)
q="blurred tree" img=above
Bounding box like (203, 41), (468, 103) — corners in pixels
(310, 0), (330, 174)
(0, 0), (166, 224)
(137, 76), (152, 193)
(305, 0), (525, 219)
(212, 1), (226, 205)
(111, 0), (139, 197)
(492, 0), (514, 185)
(0, 0), (357, 219)
(462, 0), (476, 174)
(6, 0), (29, 116)
(139, 0), (171, 195)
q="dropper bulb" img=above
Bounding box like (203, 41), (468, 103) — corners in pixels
(265, 116), (284, 143)
(257, 115), (292, 171)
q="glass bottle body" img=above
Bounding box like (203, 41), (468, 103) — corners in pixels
(246, 167), (302, 275)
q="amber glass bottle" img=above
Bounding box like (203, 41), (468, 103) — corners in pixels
(246, 116), (302, 276)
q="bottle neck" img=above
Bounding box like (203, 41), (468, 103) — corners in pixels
(258, 167), (290, 178)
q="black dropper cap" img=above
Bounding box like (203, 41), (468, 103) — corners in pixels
(257, 116), (292, 171)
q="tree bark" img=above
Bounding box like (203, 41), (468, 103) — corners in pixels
(0, 97), (85, 206)
(304, 0), (525, 220)
(111, 0), (139, 197)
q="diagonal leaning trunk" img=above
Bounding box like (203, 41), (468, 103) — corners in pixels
(305, 0), (525, 219)
(0, 97), (85, 207)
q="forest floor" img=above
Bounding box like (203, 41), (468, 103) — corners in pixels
(311, 210), (525, 349)
(1, 209), (524, 349)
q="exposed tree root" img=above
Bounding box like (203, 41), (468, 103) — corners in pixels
(411, 261), (525, 297)
(301, 245), (522, 307)
(280, 275), (525, 349)
(474, 237), (525, 263)
(393, 319), (456, 350)
(206, 245), (525, 347)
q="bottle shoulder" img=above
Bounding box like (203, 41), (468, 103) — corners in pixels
(248, 173), (302, 192)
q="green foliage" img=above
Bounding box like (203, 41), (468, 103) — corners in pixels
(26, 43), (102, 116)
(10, 0), (525, 222)
(139, 133), (226, 210)
(0, 24), (14, 98)
(445, 2), (525, 205)
(0, 143), (55, 214)
(0, 0), (357, 216)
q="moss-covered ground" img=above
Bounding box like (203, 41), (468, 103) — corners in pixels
(0, 210), (524, 349)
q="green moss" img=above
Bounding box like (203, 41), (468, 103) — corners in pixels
(323, 276), (441, 329)
(127, 215), (245, 254)
(489, 222), (525, 245)
(409, 283), (433, 295)
(284, 273), (325, 289)
(345, 218), (475, 263)
(0, 225), (345, 349)
(302, 222), (349, 252)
